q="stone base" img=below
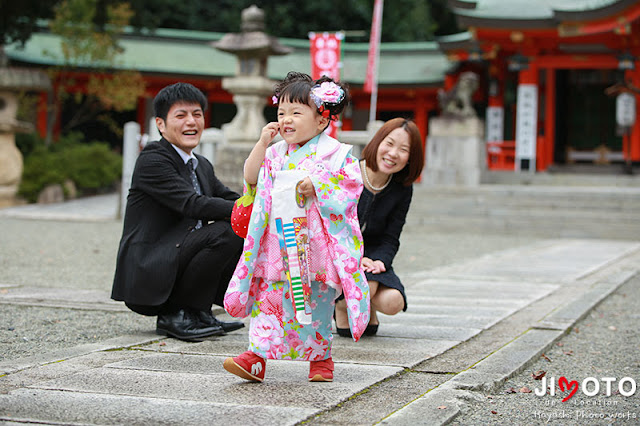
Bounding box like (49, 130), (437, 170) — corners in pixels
(424, 116), (485, 186)
(214, 143), (255, 194)
(0, 185), (25, 208)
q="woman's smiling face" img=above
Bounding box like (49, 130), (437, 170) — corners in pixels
(376, 127), (411, 175)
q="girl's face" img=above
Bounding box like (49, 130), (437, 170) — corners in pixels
(277, 98), (327, 145)
(376, 127), (411, 175)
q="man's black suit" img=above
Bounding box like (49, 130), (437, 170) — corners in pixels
(112, 138), (242, 313)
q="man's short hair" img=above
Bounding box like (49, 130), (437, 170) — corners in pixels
(153, 82), (208, 121)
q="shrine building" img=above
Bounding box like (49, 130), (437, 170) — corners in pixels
(5, 26), (447, 152)
(4, 0), (640, 173)
(442, 0), (640, 172)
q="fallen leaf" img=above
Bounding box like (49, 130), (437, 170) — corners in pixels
(532, 370), (547, 380)
(541, 353), (552, 362)
(159, 342), (166, 346)
(487, 395), (493, 399)
(505, 387), (517, 394)
(520, 387), (532, 393)
(556, 342), (564, 347)
(573, 327), (579, 333)
(608, 326), (617, 331)
(564, 350), (574, 356)
(491, 410), (498, 415)
(437, 406), (447, 410)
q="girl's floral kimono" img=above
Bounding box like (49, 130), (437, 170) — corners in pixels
(224, 132), (370, 361)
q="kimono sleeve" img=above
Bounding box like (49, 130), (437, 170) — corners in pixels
(308, 153), (370, 341)
(223, 144), (282, 318)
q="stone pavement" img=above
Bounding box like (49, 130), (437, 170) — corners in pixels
(0, 187), (639, 425)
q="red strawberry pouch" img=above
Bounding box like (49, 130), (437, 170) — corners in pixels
(231, 184), (256, 238)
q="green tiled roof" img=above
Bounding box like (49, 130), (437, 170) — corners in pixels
(5, 27), (450, 86)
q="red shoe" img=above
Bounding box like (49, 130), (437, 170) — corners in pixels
(223, 351), (266, 382)
(309, 357), (334, 382)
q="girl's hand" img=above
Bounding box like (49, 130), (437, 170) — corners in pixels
(245, 122), (279, 185)
(259, 122), (279, 147)
(296, 177), (315, 198)
(362, 257), (386, 274)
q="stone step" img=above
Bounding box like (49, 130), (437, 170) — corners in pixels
(406, 184), (640, 239)
(406, 213), (640, 239)
(481, 170), (640, 187)
(411, 185), (640, 213)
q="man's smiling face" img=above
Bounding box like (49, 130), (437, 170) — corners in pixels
(155, 101), (204, 154)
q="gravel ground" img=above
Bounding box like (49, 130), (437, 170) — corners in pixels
(450, 273), (640, 425)
(0, 216), (541, 363)
(0, 218), (121, 290)
(0, 305), (154, 361)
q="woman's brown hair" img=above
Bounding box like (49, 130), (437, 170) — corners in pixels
(361, 118), (424, 186)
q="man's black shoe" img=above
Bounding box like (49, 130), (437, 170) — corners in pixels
(156, 309), (224, 341)
(195, 310), (245, 333)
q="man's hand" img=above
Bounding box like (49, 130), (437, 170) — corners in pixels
(362, 257), (386, 274)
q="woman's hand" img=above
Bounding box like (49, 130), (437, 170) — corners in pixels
(362, 257), (386, 274)
(296, 177), (316, 198)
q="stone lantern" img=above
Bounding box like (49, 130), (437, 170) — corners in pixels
(0, 52), (50, 207)
(211, 5), (291, 192)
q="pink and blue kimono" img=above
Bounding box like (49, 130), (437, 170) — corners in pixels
(224, 132), (370, 361)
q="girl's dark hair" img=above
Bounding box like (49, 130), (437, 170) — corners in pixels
(153, 82), (208, 121)
(361, 118), (425, 186)
(273, 71), (350, 119)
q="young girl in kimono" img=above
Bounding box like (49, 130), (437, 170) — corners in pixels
(223, 71), (370, 382)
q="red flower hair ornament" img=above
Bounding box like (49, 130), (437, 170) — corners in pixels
(310, 82), (345, 120)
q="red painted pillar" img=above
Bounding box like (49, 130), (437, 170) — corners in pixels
(415, 94), (428, 149)
(136, 97), (147, 134)
(36, 91), (48, 139)
(444, 73), (456, 91)
(626, 68), (640, 161)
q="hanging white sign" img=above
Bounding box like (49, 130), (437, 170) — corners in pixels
(515, 84), (538, 171)
(616, 92), (636, 128)
(486, 106), (504, 142)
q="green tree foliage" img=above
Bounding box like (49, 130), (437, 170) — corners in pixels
(0, 0), (58, 46)
(46, 0), (146, 140)
(18, 132), (122, 202)
(126, 0), (459, 42)
(2, 1), (460, 48)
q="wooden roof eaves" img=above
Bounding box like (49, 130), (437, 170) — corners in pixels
(447, 0), (477, 10)
(455, 14), (557, 30)
(436, 32), (475, 52)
